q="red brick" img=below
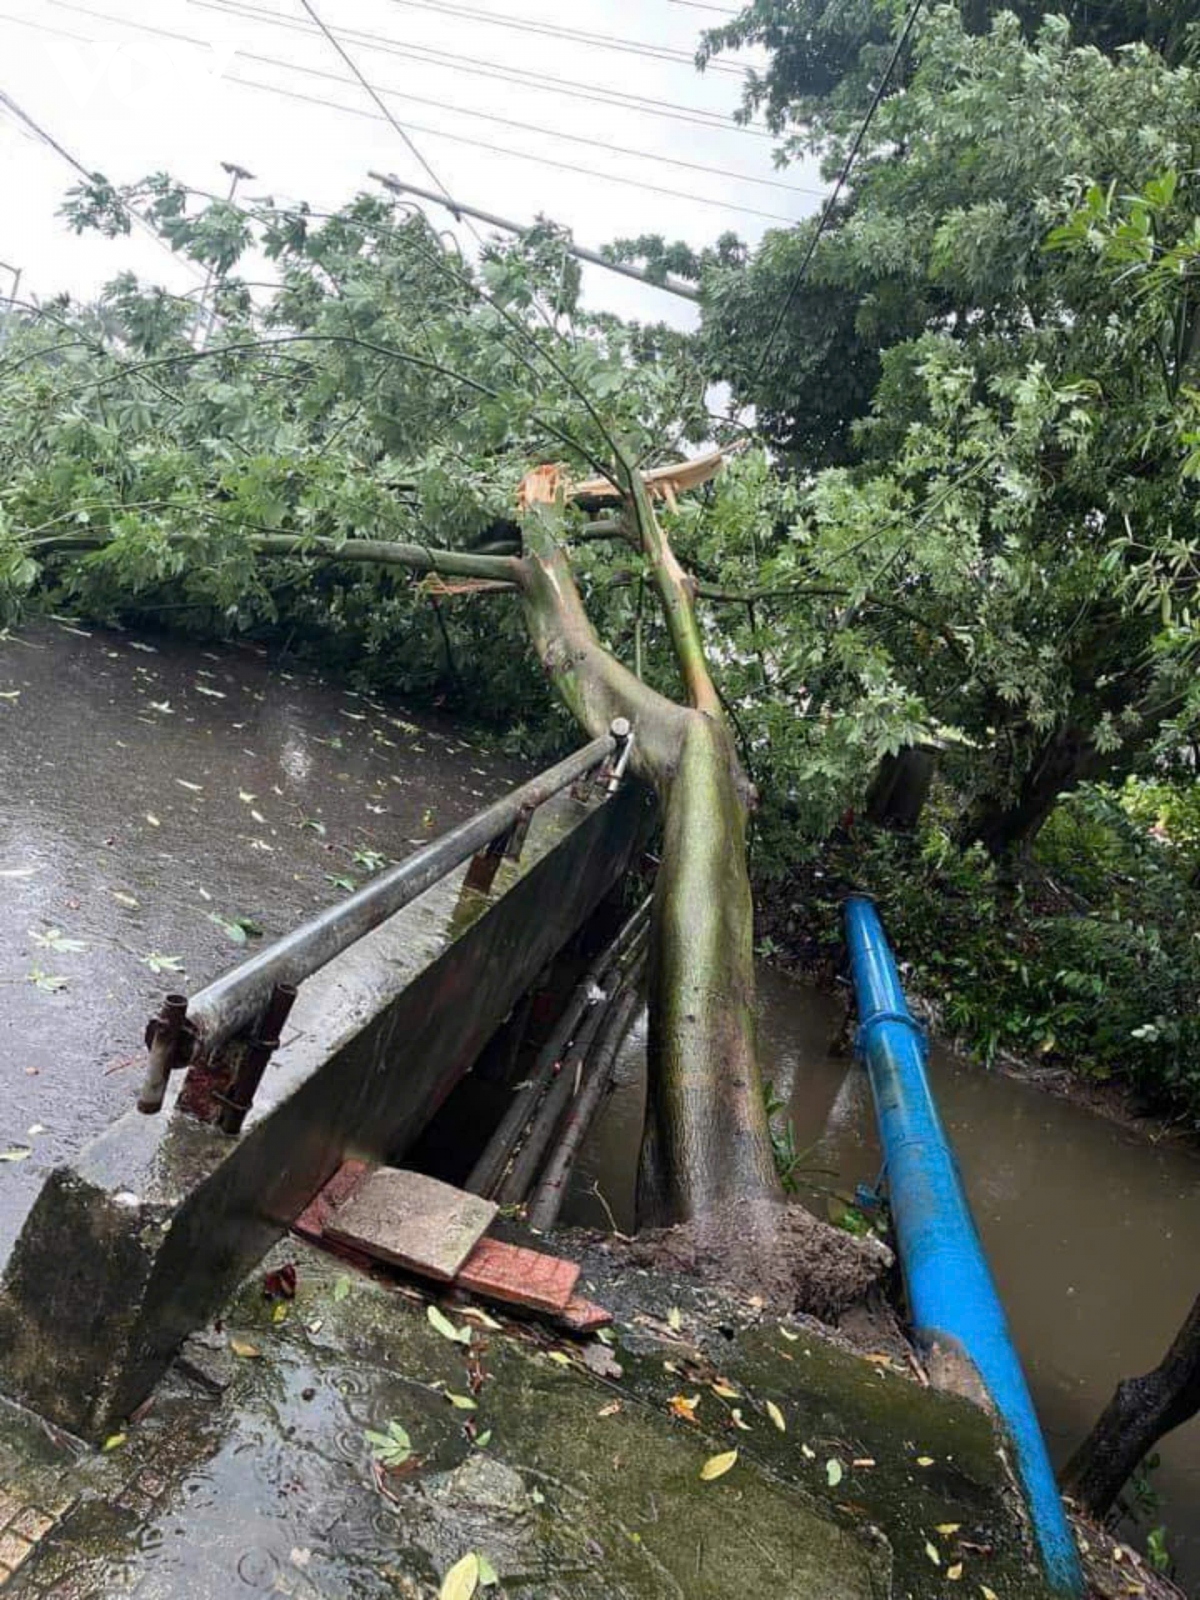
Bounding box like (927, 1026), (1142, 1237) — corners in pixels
(455, 1237), (580, 1314)
(558, 1295), (614, 1333)
(0, 1532), (32, 1573)
(10, 1508), (53, 1542)
(292, 1160), (371, 1242)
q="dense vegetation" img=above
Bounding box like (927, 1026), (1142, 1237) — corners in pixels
(1, 4), (1198, 1125)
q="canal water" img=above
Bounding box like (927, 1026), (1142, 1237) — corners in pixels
(571, 969), (1200, 1585)
(0, 619), (527, 1265)
(757, 965), (1200, 1592)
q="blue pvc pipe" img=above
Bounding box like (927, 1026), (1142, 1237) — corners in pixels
(843, 894), (1083, 1595)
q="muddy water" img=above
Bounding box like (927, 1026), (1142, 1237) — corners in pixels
(756, 965), (1200, 1590)
(0, 620), (527, 1266)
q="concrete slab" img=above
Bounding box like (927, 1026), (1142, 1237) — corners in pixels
(0, 769), (647, 1439)
(324, 1169), (497, 1282)
(456, 1236), (580, 1313)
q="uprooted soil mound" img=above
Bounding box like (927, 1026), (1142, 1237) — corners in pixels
(617, 1197), (893, 1322)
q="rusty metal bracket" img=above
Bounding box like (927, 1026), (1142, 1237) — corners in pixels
(137, 995), (191, 1114)
(216, 983), (298, 1135)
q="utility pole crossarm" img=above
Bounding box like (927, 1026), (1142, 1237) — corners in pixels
(369, 172), (701, 303)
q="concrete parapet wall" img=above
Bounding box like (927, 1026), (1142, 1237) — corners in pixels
(0, 784), (648, 1440)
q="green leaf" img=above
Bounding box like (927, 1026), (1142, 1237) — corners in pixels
(427, 1304), (471, 1344)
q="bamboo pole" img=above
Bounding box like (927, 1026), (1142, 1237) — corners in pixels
(525, 972), (643, 1231)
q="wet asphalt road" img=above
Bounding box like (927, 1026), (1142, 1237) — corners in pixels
(0, 619), (526, 1265)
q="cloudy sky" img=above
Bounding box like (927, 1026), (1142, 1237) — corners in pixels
(0, 0), (823, 329)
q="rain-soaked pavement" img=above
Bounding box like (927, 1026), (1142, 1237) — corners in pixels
(0, 618), (527, 1267)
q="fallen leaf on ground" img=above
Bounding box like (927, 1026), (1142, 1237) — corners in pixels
(0, 1147), (32, 1163)
(947, 1562), (963, 1580)
(916, 1455), (935, 1467)
(440, 1552), (479, 1600)
(667, 1394), (700, 1423)
(766, 1400), (786, 1432)
(936, 1523), (962, 1535)
(446, 1393), (477, 1410)
(230, 1337), (261, 1359)
(826, 1459), (844, 1488)
(332, 1275), (351, 1302)
(852, 1457), (876, 1468)
(711, 1380), (740, 1399)
(546, 1350), (572, 1367)
(667, 1307), (682, 1331)
(699, 1449), (738, 1481)
(427, 1304), (471, 1345)
(925, 1542), (941, 1565)
(597, 1402), (621, 1418)
(102, 1432), (127, 1451)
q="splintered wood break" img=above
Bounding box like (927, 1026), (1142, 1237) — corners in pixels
(323, 1168), (498, 1282)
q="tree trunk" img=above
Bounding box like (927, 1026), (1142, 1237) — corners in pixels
(1061, 1290), (1200, 1518)
(516, 482), (779, 1221)
(958, 726), (1098, 859)
(865, 745), (936, 832)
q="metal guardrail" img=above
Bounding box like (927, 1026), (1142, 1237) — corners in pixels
(139, 725), (630, 1123)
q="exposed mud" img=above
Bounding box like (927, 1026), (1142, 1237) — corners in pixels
(609, 1197), (893, 1322)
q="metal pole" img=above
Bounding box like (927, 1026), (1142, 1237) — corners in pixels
(843, 894), (1083, 1595)
(178, 733), (618, 1062)
(369, 172), (701, 303)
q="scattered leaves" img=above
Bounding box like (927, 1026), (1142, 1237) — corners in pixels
(711, 1380), (740, 1400)
(699, 1449), (738, 1482)
(31, 927), (87, 953)
(145, 813), (160, 827)
(110, 889), (139, 908)
(427, 1304), (471, 1345)
(102, 1432), (127, 1451)
(765, 1400), (786, 1432)
(0, 1147), (32, 1163)
(925, 1542), (941, 1566)
(826, 1458), (844, 1488)
(916, 1455), (935, 1467)
(229, 1337), (261, 1359)
(474, 1429), (492, 1448)
(546, 1350), (572, 1367)
(27, 967), (67, 992)
(141, 952), (183, 974)
(365, 1420), (412, 1467)
(446, 1393), (477, 1410)
(440, 1552), (479, 1600)
(667, 1306), (682, 1332)
(947, 1562), (963, 1580)
(936, 1524), (962, 1536)
(667, 1393), (700, 1424)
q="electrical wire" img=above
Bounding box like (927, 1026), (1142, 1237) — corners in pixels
(48, 0), (765, 140)
(223, 71), (803, 225)
(376, 0), (750, 77)
(35, 1), (823, 196)
(183, 0), (774, 138)
(0, 84), (210, 287)
(748, 0), (925, 384)
(294, 0), (484, 249)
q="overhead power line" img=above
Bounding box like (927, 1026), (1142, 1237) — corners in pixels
(182, 0), (774, 139)
(376, 0), (750, 77)
(749, 0), (926, 384)
(0, 83), (210, 287)
(222, 72), (804, 226)
(295, 0), (483, 248)
(40, 1), (823, 198)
